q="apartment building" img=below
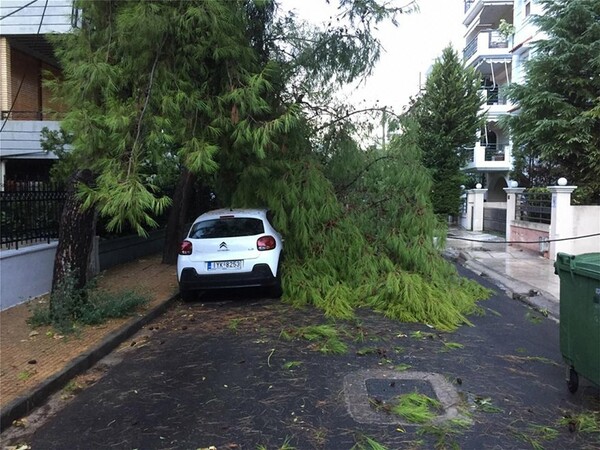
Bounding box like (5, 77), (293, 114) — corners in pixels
(0, 0), (75, 189)
(461, 0), (543, 202)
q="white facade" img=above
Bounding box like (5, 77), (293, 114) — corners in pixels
(0, 1), (75, 188)
(461, 0), (543, 202)
(0, 1), (74, 35)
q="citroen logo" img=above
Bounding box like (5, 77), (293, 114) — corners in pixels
(219, 242), (228, 250)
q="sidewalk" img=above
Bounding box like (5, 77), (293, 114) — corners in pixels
(445, 227), (560, 319)
(1, 234), (563, 433)
(0, 255), (179, 431)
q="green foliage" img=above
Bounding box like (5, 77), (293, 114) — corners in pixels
(407, 46), (484, 216)
(50, 1), (490, 332)
(390, 392), (442, 423)
(351, 435), (390, 450)
(234, 119), (490, 331)
(558, 411), (600, 433)
(282, 324), (349, 355)
(29, 269), (148, 334)
(507, 0), (600, 203)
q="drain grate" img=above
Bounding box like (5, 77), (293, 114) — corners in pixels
(344, 369), (466, 425)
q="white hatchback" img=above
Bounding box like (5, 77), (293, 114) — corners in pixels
(177, 208), (283, 300)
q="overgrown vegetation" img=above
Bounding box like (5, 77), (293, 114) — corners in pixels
(47, 0), (490, 332)
(506, 0), (600, 203)
(28, 270), (148, 334)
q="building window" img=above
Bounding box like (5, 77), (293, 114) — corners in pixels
(525, 1), (531, 17)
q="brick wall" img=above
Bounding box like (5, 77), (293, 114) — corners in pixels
(10, 50), (41, 119)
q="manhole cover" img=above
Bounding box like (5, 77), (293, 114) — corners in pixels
(344, 369), (466, 425)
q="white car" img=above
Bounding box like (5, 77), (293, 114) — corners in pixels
(177, 208), (283, 300)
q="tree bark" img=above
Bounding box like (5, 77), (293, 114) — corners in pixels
(162, 168), (197, 264)
(52, 169), (97, 293)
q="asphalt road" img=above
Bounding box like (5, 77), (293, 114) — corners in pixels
(3, 266), (599, 450)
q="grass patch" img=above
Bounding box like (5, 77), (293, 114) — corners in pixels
(410, 330), (436, 340)
(558, 411), (600, 433)
(17, 370), (33, 381)
(281, 324), (348, 355)
(439, 342), (464, 352)
(390, 392), (442, 424)
(28, 269), (149, 334)
(525, 312), (543, 324)
(513, 424), (559, 450)
(351, 435), (389, 450)
(395, 363), (412, 372)
(282, 361), (302, 370)
(473, 396), (503, 414)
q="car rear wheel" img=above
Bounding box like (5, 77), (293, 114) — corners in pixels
(266, 269), (283, 298)
(179, 288), (196, 302)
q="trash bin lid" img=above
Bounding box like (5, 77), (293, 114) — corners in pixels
(556, 252), (600, 280)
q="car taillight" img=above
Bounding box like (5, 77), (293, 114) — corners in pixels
(257, 235), (276, 251)
(179, 240), (193, 255)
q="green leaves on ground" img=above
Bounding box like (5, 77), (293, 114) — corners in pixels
(281, 324), (348, 355)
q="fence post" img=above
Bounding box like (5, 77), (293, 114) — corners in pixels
(467, 184), (487, 231)
(503, 186), (526, 242)
(548, 179), (577, 260)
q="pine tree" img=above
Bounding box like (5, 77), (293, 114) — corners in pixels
(408, 46), (484, 217)
(48, 1), (490, 330)
(507, 0), (600, 202)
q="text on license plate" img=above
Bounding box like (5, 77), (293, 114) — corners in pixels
(207, 260), (242, 270)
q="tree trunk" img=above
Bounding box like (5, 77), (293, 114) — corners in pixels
(52, 169), (97, 293)
(162, 168), (197, 264)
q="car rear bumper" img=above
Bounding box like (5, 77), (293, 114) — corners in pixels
(179, 263), (277, 291)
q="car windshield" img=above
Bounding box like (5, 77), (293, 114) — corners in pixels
(190, 218), (265, 239)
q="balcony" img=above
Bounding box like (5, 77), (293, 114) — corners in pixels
(480, 89), (512, 121)
(464, 1), (514, 27)
(463, 143), (512, 172)
(0, 1), (76, 35)
(464, 30), (511, 67)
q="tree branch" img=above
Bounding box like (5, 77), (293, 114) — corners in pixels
(128, 38), (165, 177)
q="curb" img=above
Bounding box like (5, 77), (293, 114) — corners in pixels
(459, 256), (560, 321)
(0, 294), (179, 432)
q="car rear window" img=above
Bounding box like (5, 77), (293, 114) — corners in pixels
(189, 218), (265, 239)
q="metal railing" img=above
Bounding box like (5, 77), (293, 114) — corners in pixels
(483, 143), (508, 161)
(463, 30), (509, 61)
(515, 191), (552, 224)
(0, 182), (66, 250)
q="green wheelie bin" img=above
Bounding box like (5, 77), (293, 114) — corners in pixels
(554, 252), (600, 393)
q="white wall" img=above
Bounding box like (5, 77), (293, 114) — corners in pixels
(0, 242), (57, 310)
(571, 206), (600, 255)
(0, 1), (74, 35)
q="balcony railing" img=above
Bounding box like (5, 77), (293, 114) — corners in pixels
(483, 143), (508, 161)
(464, 30), (509, 62)
(462, 143), (512, 171)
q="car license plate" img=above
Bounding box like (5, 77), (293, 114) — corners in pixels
(207, 260), (242, 270)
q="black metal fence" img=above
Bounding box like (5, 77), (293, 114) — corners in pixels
(515, 190), (552, 224)
(0, 183), (66, 249)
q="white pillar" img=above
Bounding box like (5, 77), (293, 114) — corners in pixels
(0, 160), (5, 190)
(548, 183), (577, 259)
(503, 187), (525, 242)
(0, 37), (11, 112)
(467, 188), (488, 231)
